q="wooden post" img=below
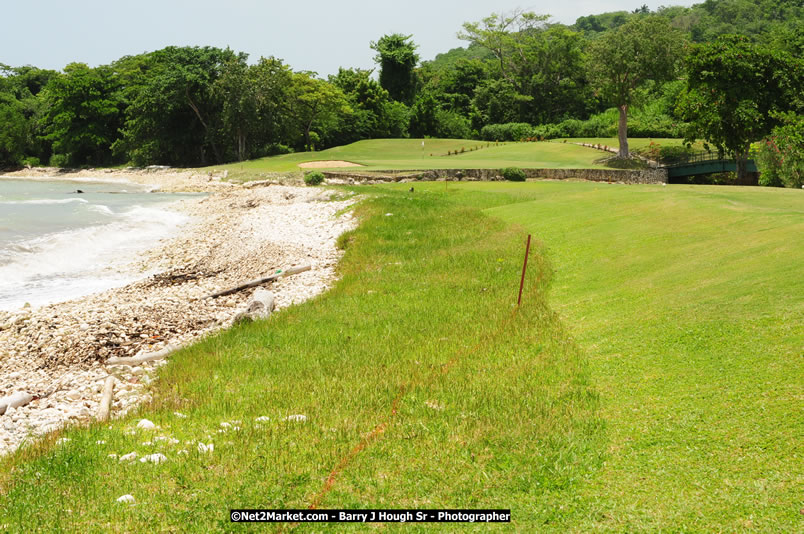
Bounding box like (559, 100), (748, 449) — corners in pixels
(517, 234), (532, 306)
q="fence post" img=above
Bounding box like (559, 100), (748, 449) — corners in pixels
(518, 234), (532, 306)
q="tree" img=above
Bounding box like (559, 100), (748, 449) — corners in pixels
(408, 92), (439, 137)
(42, 63), (122, 166)
(115, 46), (242, 166)
(249, 57), (295, 152)
(0, 65), (58, 165)
(587, 16), (684, 158)
(285, 73), (350, 151)
(0, 92), (28, 166)
(215, 59), (257, 161)
(327, 67), (395, 144)
(471, 79), (528, 127)
(678, 35), (803, 183)
(370, 34), (419, 104)
(459, 11), (594, 125)
(459, 10), (551, 91)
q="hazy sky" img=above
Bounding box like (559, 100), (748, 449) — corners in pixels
(3, 1), (698, 75)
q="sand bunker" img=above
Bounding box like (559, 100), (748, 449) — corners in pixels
(298, 160), (364, 169)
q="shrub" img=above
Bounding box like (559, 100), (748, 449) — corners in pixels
(757, 113), (804, 189)
(304, 171), (325, 186)
(49, 154), (69, 168)
(480, 123), (536, 142)
(502, 167), (526, 181)
(757, 139), (783, 187)
(21, 157), (41, 168)
(263, 143), (293, 156)
(434, 109), (472, 140)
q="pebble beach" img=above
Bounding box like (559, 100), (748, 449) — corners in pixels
(0, 169), (357, 456)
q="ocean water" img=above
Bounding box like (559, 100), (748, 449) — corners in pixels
(0, 177), (200, 311)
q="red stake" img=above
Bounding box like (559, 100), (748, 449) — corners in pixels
(517, 234), (532, 306)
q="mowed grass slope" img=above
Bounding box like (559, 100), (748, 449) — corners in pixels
(0, 187), (602, 532)
(433, 181), (800, 531)
(213, 138), (609, 174)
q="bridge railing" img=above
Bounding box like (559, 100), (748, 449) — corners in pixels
(660, 149), (726, 167)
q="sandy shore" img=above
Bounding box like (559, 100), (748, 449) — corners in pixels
(0, 169), (357, 456)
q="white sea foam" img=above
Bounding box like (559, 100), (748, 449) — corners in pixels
(0, 203), (189, 310)
(86, 204), (115, 216)
(0, 198), (88, 205)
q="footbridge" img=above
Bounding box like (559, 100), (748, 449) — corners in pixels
(660, 150), (757, 180)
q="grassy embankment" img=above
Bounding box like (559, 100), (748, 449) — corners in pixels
(0, 185), (602, 531)
(1, 180), (801, 532)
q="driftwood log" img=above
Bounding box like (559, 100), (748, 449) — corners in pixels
(106, 344), (181, 366)
(233, 289), (276, 323)
(96, 376), (116, 422)
(203, 264), (311, 299)
(0, 391), (34, 416)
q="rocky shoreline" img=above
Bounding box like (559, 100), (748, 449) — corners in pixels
(0, 171), (357, 456)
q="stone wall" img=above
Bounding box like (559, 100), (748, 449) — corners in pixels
(322, 167), (668, 185)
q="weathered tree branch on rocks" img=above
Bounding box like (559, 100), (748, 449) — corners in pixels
(233, 289), (276, 323)
(96, 376), (116, 422)
(0, 391), (34, 416)
(106, 344), (181, 366)
(202, 264), (311, 299)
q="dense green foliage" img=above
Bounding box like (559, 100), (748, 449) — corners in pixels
(756, 113), (804, 188)
(458, 11), (593, 126)
(0, 0), (800, 179)
(370, 33), (419, 105)
(481, 122), (538, 142)
(679, 35), (803, 182)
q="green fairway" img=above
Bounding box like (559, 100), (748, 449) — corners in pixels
(1, 180), (800, 532)
(429, 181), (803, 531)
(211, 138), (610, 175)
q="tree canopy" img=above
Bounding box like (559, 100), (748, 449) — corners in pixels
(679, 34), (803, 182)
(370, 34), (419, 105)
(0, 0), (800, 182)
(587, 16), (685, 157)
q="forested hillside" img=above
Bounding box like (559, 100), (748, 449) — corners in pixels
(0, 0), (801, 185)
